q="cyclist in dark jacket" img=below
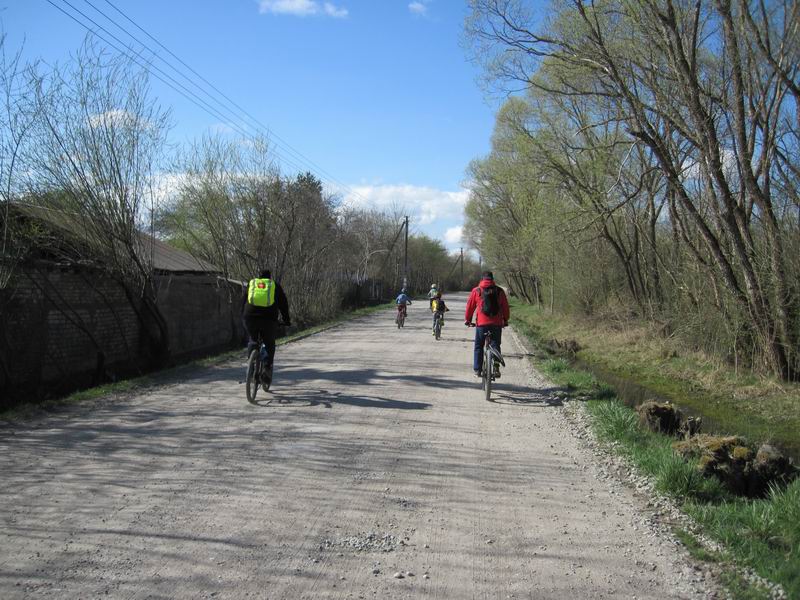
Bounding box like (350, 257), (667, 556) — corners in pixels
(242, 269), (290, 369)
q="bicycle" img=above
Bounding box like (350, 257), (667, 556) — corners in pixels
(467, 323), (506, 401)
(396, 304), (407, 328)
(433, 311), (444, 340)
(245, 333), (273, 403)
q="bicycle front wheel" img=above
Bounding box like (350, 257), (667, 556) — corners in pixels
(483, 353), (492, 402)
(246, 350), (260, 403)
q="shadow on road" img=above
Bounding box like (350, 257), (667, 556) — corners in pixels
(489, 386), (565, 407)
(250, 388), (431, 411)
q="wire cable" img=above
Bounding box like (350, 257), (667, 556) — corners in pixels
(58, 0), (370, 203)
(93, 0), (362, 199)
(45, 0), (324, 180)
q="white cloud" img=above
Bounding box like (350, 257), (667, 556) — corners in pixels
(342, 183), (468, 226)
(208, 122), (237, 135)
(444, 225), (462, 245)
(340, 183), (468, 251)
(87, 109), (144, 130)
(408, 1), (431, 16)
(258, 0), (316, 15)
(258, 0), (348, 18)
(323, 2), (348, 17)
(152, 171), (190, 210)
(408, 2), (427, 16)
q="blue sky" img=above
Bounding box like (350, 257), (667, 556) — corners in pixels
(3, 0), (498, 252)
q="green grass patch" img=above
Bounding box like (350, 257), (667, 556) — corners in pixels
(718, 570), (773, 600)
(686, 481), (800, 597)
(585, 396), (797, 597)
(586, 399), (729, 502)
(674, 528), (723, 563)
(673, 529), (774, 600)
(1, 301), (394, 421)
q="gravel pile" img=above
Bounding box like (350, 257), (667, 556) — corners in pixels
(320, 531), (410, 553)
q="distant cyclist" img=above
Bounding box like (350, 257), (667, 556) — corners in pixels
(431, 291), (449, 335)
(465, 271), (510, 378)
(428, 283), (438, 310)
(242, 269), (290, 383)
(395, 288), (412, 321)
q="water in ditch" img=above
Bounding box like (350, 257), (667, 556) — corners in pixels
(572, 358), (800, 464)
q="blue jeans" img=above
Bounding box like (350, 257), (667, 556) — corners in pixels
(474, 326), (502, 372)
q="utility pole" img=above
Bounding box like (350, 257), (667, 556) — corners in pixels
(460, 247), (464, 288)
(403, 215), (409, 289)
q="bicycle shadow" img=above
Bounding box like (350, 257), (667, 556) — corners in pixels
(486, 385), (566, 408)
(247, 387), (431, 411)
(489, 391), (564, 408)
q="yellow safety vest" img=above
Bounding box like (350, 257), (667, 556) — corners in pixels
(247, 278), (276, 307)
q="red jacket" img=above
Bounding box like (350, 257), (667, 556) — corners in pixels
(465, 279), (510, 327)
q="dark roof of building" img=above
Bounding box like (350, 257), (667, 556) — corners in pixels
(143, 235), (220, 274)
(10, 202), (222, 275)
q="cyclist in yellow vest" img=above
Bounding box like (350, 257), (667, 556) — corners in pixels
(242, 269), (290, 378)
(431, 291), (449, 335)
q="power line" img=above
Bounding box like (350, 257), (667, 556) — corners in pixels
(44, 0), (369, 203)
(46, 0), (315, 178)
(93, 0), (360, 198)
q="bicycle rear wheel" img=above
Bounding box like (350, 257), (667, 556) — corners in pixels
(246, 350), (260, 403)
(434, 317), (441, 340)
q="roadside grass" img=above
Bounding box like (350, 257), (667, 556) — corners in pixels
(509, 299), (800, 460)
(579, 393), (730, 503)
(511, 302), (800, 599)
(1, 301), (393, 421)
(673, 528), (774, 600)
(685, 480), (800, 598)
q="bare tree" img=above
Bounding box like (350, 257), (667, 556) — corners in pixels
(466, 0), (800, 379)
(0, 36), (39, 289)
(28, 38), (173, 364)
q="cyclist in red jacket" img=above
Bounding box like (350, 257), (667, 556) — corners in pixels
(465, 271), (510, 378)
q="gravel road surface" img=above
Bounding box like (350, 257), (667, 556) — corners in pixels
(0, 293), (714, 599)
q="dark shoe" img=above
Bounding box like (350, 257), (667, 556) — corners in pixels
(493, 366), (501, 379)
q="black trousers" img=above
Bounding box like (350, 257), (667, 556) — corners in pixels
(243, 316), (278, 367)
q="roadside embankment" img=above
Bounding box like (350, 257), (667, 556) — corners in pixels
(511, 299), (800, 600)
(510, 300), (800, 462)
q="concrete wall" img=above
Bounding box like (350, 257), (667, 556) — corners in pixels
(155, 274), (245, 360)
(0, 265), (245, 407)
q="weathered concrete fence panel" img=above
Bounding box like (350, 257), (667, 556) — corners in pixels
(0, 266), (245, 407)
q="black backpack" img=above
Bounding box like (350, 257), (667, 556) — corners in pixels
(480, 285), (500, 317)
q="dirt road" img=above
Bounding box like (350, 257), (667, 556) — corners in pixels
(1, 293), (712, 599)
